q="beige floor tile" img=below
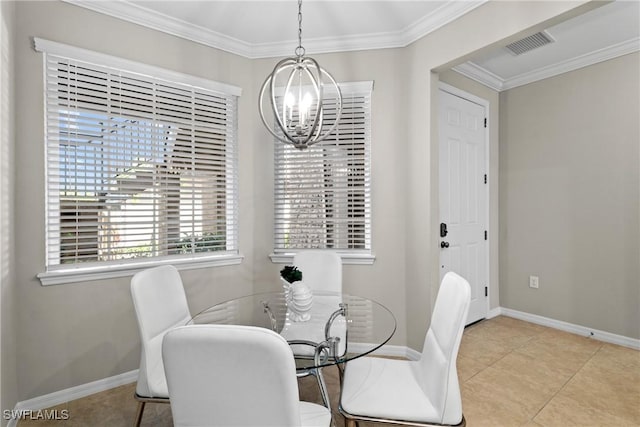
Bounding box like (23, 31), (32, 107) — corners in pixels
(462, 366), (556, 421)
(459, 333), (513, 366)
(533, 393), (638, 427)
(557, 361), (640, 424)
(461, 381), (532, 427)
(590, 342), (640, 372)
(464, 318), (539, 350)
(514, 333), (601, 374)
(490, 350), (573, 391)
(536, 328), (604, 354)
(457, 354), (487, 382)
(488, 316), (549, 334)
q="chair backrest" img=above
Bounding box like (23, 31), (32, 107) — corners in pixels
(293, 250), (342, 293)
(163, 324), (303, 427)
(131, 265), (191, 398)
(418, 272), (470, 425)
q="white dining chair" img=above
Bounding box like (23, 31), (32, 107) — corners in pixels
(162, 324), (332, 427)
(130, 265), (192, 427)
(284, 250), (345, 409)
(293, 250), (342, 293)
(339, 272), (471, 427)
(287, 251), (344, 349)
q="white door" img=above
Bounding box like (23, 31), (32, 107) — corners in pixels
(438, 87), (488, 324)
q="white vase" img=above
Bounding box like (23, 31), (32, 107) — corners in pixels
(286, 280), (313, 322)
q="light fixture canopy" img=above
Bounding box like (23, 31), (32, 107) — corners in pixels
(259, 0), (342, 150)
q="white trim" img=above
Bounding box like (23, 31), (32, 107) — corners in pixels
(348, 343), (421, 361)
(61, 0), (255, 58)
(499, 307), (640, 350)
(501, 37), (640, 91)
(33, 37), (242, 96)
(399, 1), (486, 48)
(439, 82), (489, 109)
(269, 252), (375, 266)
(10, 370), (137, 423)
(61, 0), (486, 59)
(438, 82), (491, 324)
(486, 307), (502, 319)
(453, 36), (640, 92)
(451, 62), (505, 92)
(38, 253), (244, 286)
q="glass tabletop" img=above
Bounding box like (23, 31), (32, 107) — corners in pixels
(188, 290), (397, 371)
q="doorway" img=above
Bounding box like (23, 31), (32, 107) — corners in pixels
(438, 83), (489, 324)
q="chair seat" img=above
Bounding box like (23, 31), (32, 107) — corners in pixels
(341, 356), (440, 424)
(299, 401), (332, 427)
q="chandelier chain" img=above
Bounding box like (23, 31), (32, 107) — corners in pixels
(296, 0), (304, 57)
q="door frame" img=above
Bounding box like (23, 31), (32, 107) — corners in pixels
(438, 82), (491, 322)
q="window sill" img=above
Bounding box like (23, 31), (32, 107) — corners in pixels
(37, 253), (244, 286)
(269, 252), (375, 265)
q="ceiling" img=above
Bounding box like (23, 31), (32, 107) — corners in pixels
(66, 0), (639, 91)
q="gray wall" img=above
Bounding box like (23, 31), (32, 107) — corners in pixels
(1, 1), (17, 425)
(13, 1), (258, 401)
(401, 0), (595, 350)
(4, 0), (605, 405)
(499, 52), (640, 339)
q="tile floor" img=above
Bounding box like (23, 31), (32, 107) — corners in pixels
(17, 315), (640, 426)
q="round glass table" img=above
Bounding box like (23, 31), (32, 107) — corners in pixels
(188, 290), (396, 410)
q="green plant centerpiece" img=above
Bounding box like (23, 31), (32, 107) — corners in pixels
(279, 265), (312, 322)
(280, 265), (303, 283)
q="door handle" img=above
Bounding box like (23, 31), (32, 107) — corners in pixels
(440, 241), (449, 248)
(440, 222), (448, 238)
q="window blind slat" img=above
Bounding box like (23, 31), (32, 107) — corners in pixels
(43, 50), (239, 269)
(273, 84), (372, 251)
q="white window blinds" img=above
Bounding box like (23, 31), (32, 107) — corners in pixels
(37, 39), (240, 271)
(273, 81), (372, 253)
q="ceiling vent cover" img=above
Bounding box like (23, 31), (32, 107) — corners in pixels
(505, 31), (555, 56)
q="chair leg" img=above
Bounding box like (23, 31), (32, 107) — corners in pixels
(314, 367), (331, 412)
(337, 362), (344, 385)
(133, 400), (145, 427)
(344, 419), (357, 427)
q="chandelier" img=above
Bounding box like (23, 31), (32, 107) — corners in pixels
(258, 0), (342, 150)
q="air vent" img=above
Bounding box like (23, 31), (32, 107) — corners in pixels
(505, 31), (555, 56)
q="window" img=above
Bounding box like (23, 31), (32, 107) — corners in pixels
(272, 82), (373, 263)
(35, 38), (242, 284)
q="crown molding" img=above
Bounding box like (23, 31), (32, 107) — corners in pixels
(454, 36), (640, 92)
(501, 36), (640, 90)
(63, 0), (487, 59)
(452, 61), (505, 91)
(399, 0), (486, 47)
(62, 0), (255, 58)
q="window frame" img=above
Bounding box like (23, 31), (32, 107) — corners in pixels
(34, 38), (243, 285)
(269, 81), (375, 265)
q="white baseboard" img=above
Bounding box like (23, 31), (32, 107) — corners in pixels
(7, 370), (138, 426)
(499, 307), (640, 350)
(348, 343), (421, 361)
(486, 307), (502, 319)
